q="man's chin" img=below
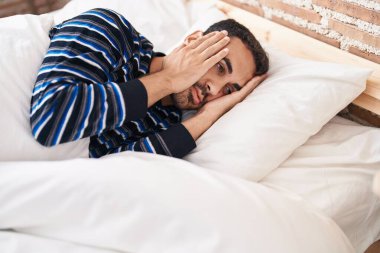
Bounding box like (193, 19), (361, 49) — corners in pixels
(171, 93), (202, 110)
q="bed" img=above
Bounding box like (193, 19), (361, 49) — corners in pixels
(0, 0), (379, 253)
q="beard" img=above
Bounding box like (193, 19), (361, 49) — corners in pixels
(171, 82), (207, 110)
(170, 89), (196, 110)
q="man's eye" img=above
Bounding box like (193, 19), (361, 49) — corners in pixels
(217, 63), (225, 75)
(224, 86), (232, 95)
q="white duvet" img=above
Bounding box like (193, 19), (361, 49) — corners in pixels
(1, 115), (379, 253)
(0, 147), (354, 253)
(0, 0), (379, 252)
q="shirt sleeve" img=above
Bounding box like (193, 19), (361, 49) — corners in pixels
(89, 124), (196, 159)
(30, 8), (153, 147)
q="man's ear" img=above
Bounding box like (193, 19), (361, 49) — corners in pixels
(183, 30), (203, 46)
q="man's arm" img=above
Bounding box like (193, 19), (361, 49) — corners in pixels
(90, 74), (267, 159)
(90, 123), (195, 159)
(31, 8), (229, 147)
(31, 8), (156, 146)
(182, 74), (268, 141)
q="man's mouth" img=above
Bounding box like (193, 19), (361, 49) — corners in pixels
(191, 86), (201, 105)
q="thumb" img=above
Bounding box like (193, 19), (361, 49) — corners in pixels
(166, 42), (185, 55)
(252, 73), (268, 82)
(249, 73), (268, 88)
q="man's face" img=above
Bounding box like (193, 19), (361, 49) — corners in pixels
(171, 36), (256, 110)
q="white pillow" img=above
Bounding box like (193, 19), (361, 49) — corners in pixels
(0, 14), (89, 161)
(0, 152), (354, 253)
(183, 11), (372, 181)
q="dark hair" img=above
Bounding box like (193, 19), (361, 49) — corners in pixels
(204, 19), (269, 76)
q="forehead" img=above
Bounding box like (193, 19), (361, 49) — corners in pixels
(225, 37), (256, 84)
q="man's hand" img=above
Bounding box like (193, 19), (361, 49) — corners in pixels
(182, 74), (268, 141)
(139, 31), (230, 108)
(200, 74), (268, 120)
(162, 31), (230, 93)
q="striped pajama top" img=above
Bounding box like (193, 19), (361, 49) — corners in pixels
(30, 8), (196, 158)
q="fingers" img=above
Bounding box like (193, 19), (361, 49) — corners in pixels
(203, 48), (229, 70)
(196, 31), (229, 54)
(243, 74), (268, 91)
(254, 74), (268, 87)
(234, 74), (268, 101)
(180, 31), (230, 73)
(200, 36), (230, 60)
(187, 31), (218, 49)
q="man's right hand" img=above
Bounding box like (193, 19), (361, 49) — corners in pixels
(162, 31), (230, 93)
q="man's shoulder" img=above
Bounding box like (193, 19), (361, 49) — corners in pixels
(81, 8), (125, 22)
(69, 8), (133, 33)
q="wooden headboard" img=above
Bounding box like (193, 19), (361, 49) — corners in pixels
(216, 1), (380, 126)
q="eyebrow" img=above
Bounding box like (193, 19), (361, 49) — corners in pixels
(223, 58), (233, 74)
(222, 58), (241, 91)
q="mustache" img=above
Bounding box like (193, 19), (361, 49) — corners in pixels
(194, 83), (208, 97)
(191, 82), (208, 107)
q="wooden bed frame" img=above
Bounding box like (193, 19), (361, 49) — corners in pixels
(216, 1), (380, 119)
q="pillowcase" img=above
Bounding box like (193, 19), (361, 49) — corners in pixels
(182, 9), (372, 181)
(0, 14), (90, 161)
(0, 152), (354, 253)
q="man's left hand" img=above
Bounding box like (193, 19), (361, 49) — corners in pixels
(199, 74), (268, 120)
(182, 74), (268, 141)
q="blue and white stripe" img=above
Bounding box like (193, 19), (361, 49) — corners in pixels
(30, 8), (191, 158)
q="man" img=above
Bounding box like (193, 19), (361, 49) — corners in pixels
(30, 8), (269, 159)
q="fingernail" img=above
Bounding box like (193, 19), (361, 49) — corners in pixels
(222, 30), (228, 35)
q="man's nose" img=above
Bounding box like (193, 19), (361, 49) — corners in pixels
(205, 80), (225, 96)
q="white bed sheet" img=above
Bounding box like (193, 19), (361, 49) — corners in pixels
(262, 116), (380, 253)
(0, 151), (354, 253)
(0, 230), (125, 253)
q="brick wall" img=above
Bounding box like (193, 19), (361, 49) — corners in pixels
(223, 0), (380, 127)
(0, 0), (69, 18)
(223, 0), (380, 64)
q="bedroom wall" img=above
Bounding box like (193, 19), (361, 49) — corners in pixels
(223, 0), (380, 127)
(222, 0), (380, 64)
(0, 0), (69, 18)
